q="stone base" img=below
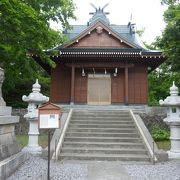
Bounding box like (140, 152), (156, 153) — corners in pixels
(22, 145), (42, 155)
(0, 119), (20, 161)
(0, 98), (6, 107)
(0, 106), (11, 116)
(0, 143), (20, 161)
(167, 150), (180, 159)
(0, 116), (19, 125)
(0, 124), (16, 144)
(155, 150), (169, 162)
(0, 152), (28, 180)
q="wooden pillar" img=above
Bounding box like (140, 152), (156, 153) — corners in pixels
(125, 66), (129, 105)
(70, 66), (75, 104)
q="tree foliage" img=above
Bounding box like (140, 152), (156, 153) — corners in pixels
(156, 0), (180, 72)
(148, 0), (180, 106)
(0, 0), (75, 107)
(148, 65), (180, 105)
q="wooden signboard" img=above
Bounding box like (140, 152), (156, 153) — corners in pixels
(38, 102), (61, 129)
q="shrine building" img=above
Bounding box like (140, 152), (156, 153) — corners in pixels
(33, 5), (165, 105)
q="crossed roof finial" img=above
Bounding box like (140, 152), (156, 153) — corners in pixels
(89, 3), (109, 15)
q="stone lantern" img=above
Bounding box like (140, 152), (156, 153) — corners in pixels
(22, 79), (49, 154)
(159, 81), (180, 159)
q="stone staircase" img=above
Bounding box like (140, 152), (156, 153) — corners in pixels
(59, 110), (150, 161)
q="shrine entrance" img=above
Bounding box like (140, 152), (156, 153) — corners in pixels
(87, 74), (111, 105)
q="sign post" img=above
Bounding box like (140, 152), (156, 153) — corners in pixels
(38, 103), (61, 180)
(48, 129), (50, 180)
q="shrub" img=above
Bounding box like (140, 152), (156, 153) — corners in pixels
(151, 127), (170, 141)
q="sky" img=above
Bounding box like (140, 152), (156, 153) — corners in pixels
(68, 0), (167, 44)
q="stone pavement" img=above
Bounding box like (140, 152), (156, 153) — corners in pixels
(87, 162), (131, 180)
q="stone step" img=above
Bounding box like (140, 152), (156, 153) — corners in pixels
(66, 132), (139, 138)
(64, 137), (142, 143)
(71, 118), (133, 122)
(58, 109), (150, 162)
(63, 142), (145, 149)
(69, 124), (136, 128)
(72, 115), (131, 118)
(60, 105), (146, 113)
(70, 120), (133, 124)
(67, 127), (137, 133)
(61, 147), (148, 155)
(73, 111), (129, 114)
(72, 111), (130, 114)
(59, 153), (150, 161)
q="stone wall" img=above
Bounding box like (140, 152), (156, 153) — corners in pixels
(12, 109), (28, 135)
(145, 106), (166, 116)
(140, 106), (168, 130)
(140, 113), (168, 130)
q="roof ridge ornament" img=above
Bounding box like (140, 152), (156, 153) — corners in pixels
(88, 3), (110, 25)
(102, 3), (109, 13)
(90, 3), (109, 14)
(90, 3), (97, 12)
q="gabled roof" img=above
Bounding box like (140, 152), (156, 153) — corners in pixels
(63, 5), (147, 50)
(39, 102), (60, 110)
(64, 21), (140, 49)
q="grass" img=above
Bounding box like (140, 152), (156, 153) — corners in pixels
(16, 134), (48, 148)
(156, 140), (170, 151)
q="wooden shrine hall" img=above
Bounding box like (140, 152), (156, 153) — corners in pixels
(33, 4), (165, 105)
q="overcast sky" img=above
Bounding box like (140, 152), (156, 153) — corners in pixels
(67, 0), (167, 44)
(51, 0), (166, 44)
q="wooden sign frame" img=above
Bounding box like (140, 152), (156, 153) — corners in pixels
(38, 102), (61, 129)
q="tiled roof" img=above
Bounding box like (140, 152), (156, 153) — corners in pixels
(64, 7), (148, 50)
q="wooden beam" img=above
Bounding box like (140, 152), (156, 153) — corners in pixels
(66, 62), (134, 68)
(70, 66), (75, 104)
(125, 66), (129, 105)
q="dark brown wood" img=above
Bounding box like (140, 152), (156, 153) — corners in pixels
(70, 66), (75, 104)
(125, 66), (129, 104)
(66, 62), (134, 68)
(50, 63), (71, 103)
(50, 63), (148, 104)
(69, 28), (131, 48)
(128, 65), (148, 104)
(74, 69), (87, 103)
(111, 69), (124, 103)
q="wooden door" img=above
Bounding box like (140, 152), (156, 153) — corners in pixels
(88, 74), (111, 105)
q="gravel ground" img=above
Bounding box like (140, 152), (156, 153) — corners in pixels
(7, 156), (88, 180)
(125, 160), (180, 180)
(7, 155), (180, 180)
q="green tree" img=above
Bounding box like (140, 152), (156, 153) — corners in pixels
(23, 0), (75, 28)
(148, 65), (180, 105)
(0, 0), (75, 107)
(156, 0), (180, 71)
(148, 0), (180, 106)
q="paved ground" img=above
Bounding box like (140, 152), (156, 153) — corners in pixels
(87, 162), (130, 180)
(7, 155), (180, 180)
